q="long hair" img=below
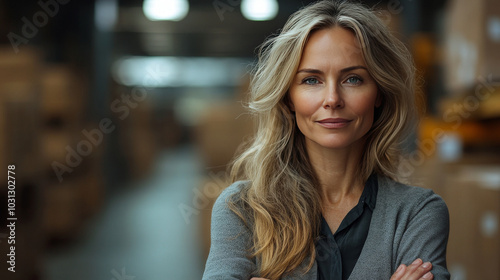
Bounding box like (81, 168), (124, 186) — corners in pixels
(229, 1), (417, 278)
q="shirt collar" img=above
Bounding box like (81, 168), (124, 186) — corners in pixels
(360, 173), (378, 212)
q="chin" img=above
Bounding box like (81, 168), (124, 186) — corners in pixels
(310, 135), (366, 150)
(314, 139), (355, 150)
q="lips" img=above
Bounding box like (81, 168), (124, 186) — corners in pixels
(316, 118), (352, 128)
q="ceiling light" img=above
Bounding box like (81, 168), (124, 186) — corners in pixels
(241, 0), (278, 21)
(143, 0), (189, 21)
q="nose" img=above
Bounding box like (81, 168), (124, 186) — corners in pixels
(323, 85), (344, 109)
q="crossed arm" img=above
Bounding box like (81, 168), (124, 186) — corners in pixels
(251, 259), (435, 280)
(203, 185), (450, 280)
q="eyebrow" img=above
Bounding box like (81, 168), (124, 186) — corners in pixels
(296, 65), (368, 74)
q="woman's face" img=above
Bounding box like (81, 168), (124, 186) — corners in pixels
(288, 26), (380, 151)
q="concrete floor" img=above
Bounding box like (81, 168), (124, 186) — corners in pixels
(43, 146), (207, 280)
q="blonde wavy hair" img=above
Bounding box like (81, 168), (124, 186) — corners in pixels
(229, 1), (418, 279)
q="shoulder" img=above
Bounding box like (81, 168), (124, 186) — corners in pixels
(212, 180), (252, 226)
(376, 175), (449, 218)
(377, 175), (444, 205)
(216, 180), (249, 201)
(213, 180), (250, 210)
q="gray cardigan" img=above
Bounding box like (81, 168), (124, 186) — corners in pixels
(202, 175), (450, 280)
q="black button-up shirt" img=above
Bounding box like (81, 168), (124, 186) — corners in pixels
(316, 174), (378, 280)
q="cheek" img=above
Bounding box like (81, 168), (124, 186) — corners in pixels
(290, 92), (315, 134)
(358, 99), (376, 116)
(348, 91), (378, 122)
(290, 91), (321, 117)
(294, 102), (315, 117)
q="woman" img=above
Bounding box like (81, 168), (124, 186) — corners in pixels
(202, 1), (449, 279)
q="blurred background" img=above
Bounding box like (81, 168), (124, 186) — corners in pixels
(0, 0), (499, 279)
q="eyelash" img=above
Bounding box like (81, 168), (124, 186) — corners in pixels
(345, 75), (363, 85)
(300, 75), (363, 85)
(301, 77), (320, 85)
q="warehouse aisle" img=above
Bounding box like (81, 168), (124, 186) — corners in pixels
(43, 146), (206, 280)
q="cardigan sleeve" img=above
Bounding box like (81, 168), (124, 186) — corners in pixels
(202, 182), (257, 280)
(394, 190), (450, 280)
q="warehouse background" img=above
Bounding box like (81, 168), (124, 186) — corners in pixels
(0, 0), (499, 279)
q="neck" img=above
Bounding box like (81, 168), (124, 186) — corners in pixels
(306, 139), (366, 206)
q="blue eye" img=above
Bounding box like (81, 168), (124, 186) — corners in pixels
(303, 77), (320, 85)
(345, 76), (362, 85)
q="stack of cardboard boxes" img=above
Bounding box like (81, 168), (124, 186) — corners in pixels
(0, 45), (107, 278)
(115, 84), (158, 180)
(444, 0), (500, 95)
(412, 0), (500, 278)
(40, 65), (106, 240)
(0, 46), (44, 280)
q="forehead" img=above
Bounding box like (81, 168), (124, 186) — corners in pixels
(299, 27), (366, 68)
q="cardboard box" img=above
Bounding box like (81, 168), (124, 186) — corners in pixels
(79, 165), (105, 218)
(194, 102), (254, 172)
(0, 46), (41, 84)
(444, 0), (500, 93)
(0, 83), (42, 179)
(40, 65), (85, 123)
(41, 129), (76, 169)
(154, 110), (183, 149)
(127, 128), (157, 178)
(118, 99), (158, 179)
(43, 181), (83, 240)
